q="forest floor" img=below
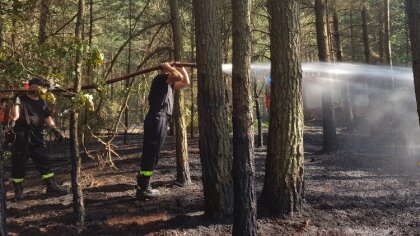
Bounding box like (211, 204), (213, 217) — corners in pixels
(2, 120), (420, 236)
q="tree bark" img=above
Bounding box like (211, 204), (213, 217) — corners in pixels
(124, 0), (132, 145)
(38, 0), (50, 44)
(70, 0), (85, 231)
(384, 0), (392, 65)
(332, 12), (342, 61)
(349, 10), (356, 61)
(0, 4), (3, 48)
(254, 79), (263, 148)
(190, 11), (195, 139)
(170, 0), (191, 186)
(259, 0), (305, 215)
(405, 0), (420, 125)
(232, 0), (256, 234)
(315, 0), (337, 154)
(362, 6), (371, 64)
(193, 0), (233, 218)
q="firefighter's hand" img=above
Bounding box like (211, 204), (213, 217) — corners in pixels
(52, 128), (64, 143)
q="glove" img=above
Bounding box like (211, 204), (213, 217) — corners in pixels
(52, 127), (64, 143)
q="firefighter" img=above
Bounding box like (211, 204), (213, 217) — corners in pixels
(10, 78), (68, 201)
(136, 62), (190, 199)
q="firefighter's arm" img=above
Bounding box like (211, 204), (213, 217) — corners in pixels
(172, 67), (190, 90)
(163, 62), (184, 84)
(10, 104), (20, 122)
(45, 116), (64, 142)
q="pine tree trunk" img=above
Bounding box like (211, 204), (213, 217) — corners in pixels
(315, 0), (337, 154)
(260, 0), (304, 215)
(254, 78), (263, 148)
(190, 12), (195, 139)
(350, 10), (356, 61)
(70, 0), (85, 231)
(170, 0), (191, 186)
(193, 0), (233, 218)
(362, 6), (371, 64)
(0, 4), (3, 48)
(405, 0), (420, 125)
(0, 155), (6, 236)
(332, 12), (343, 61)
(124, 0), (132, 145)
(232, 0), (256, 234)
(38, 0), (50, 44)
(384, 0), (392, 65)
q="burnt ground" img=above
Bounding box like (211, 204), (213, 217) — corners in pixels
(2, 121), (420, 236)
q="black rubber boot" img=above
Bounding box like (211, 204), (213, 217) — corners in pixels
(13, 182), (24, 201)
(44, 178), (69, 196)
(136, 175), (160, 199)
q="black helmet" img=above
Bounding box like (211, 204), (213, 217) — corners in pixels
(29, 78), (50, 88)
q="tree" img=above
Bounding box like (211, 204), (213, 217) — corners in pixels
(193, 0), (233, 218)
(315, 0), (337, 154)
(170, 0), (191, 186)
(231, 0), (256, 234)
(405, 0), (420, 125)
(38, 0), (50, 44)
(384, 0), (392, 65)
(259, 0), (304, 215)
(362, 5), (371, 64)
(70, 0), (85, 231)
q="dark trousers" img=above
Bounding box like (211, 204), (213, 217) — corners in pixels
(140, 113), (168, 172)
(11, 130), (53, 180)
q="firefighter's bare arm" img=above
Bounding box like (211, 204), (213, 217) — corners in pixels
(173, 67), (190, 90)
(163, 62), (184, 84)
(45, 116), (64, 142)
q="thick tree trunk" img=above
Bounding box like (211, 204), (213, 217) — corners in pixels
(193, 0), (233, 218)
(38, 0), (50, 43)
(231, 0), (256, 234)
(405, 0), (420, 125)
(170, 0), (191, 186)
(332, 12), (343, 61)
(70, 0), (85, 231)
(0, 154), (6, 236)
(260, 0), (304, 215)
(315, 0), (337, 154)
(362, 6), (371, 64)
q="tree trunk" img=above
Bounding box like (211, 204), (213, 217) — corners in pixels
(362, 6), (371, 64)
(190, 11), (195, 139)
(384, 0), (392, 65)
(334, 10), (354, 129)
(70, 0), (85, 231)
(124, 0), (132, 145)
(38, 0), (50, 43)
(0, 4), (3, 48)
(0, 154), (6, 236)
(254, 79), (263, 148)
(405, 0), (420, 125)
(232, 0), (256, 234)
(259, 0), (304, 215)
(332, 12), (343, 61)
(193, 0), (233, 218)
(349, 10), (356, 61)
(315, 0), (337, 154)
(170, 0), (191, 186)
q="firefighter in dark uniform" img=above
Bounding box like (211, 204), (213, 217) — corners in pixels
(136, 62), (190, 199)
(10, 78), (68, 201)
